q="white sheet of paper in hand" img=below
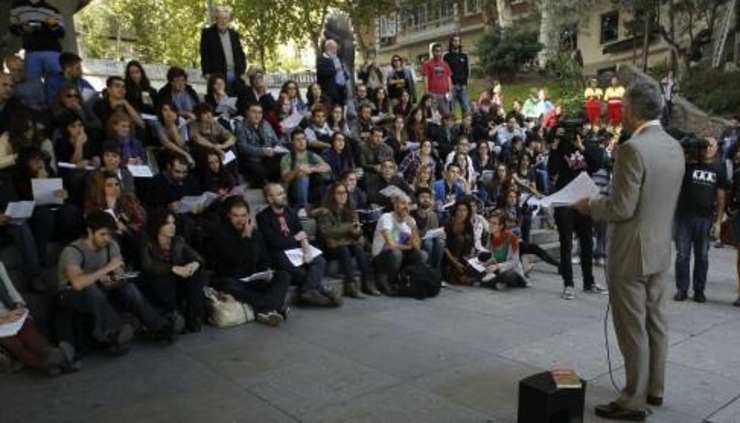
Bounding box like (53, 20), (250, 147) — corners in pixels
(0, 309), (28, 337)
(273, 145), (290, 154)
(31, 178), (64, 206)
(222, 150), (236, 165)
(227, 184), (246, 197)
(141, 113), (158, 121)
(467, 258), (486, 273)
(127, 165), (153, 178)
(280, 111), (304, 132)
(240, 270), (273, 283)
(284, 246), (323, 267)
(177, 192), (220, 214)
(57, 162), (96, 171)
(4, 201), (35, 222)
(531, 172), (599, 208)
(423, 227), (445, 240)
(80, 88), (98, 103)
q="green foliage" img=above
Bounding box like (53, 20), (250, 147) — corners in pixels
(77, 0), (205, 67)
(680, 65), (740, 116)
(476, 23), (543, 81)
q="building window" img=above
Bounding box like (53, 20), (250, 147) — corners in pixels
(600, 11), (619, 44)
(401, 0), (457, 33)
(559, 25), (578, 51)
(465, 0), (482, 15)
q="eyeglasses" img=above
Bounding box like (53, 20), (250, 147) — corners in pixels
(65, 93), (80, 99)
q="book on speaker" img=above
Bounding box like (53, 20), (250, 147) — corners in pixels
(551, 368), (582, 389)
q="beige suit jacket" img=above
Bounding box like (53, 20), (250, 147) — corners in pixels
(591, 125), (685, 277)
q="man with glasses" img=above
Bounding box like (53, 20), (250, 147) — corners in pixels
(200, 5), (247, 91)
(421, 43), (453, 115)
(387, 55), (415, 106)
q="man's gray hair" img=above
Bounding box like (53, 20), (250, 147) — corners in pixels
(214, 5), (232, 17)
(624, 81), (664, 121)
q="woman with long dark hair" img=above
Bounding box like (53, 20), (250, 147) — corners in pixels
(0, 110), (56, 171)
(124, 60), (158, 114)
(205, 73), (238, 129)
(478, 210), (530, 289)
(315, 182), (374, 297)
(198, 150), (237, 196)
(155, 101), (194, 167)
(393, 89), (413, 119)
(399, 139), (437, 185)
(85, 170), (146, 265)
(443, 200), (475, 285)
(279, 80), (306, 114)
(322, 132), (356, 180)
(140, 208), (207, 333)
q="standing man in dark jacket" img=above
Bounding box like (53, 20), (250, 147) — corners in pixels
(443, 35), (470, 115)
(199, 5), (247, 91)
(316, 39), (349, 108)
(9, 0), (65, 81)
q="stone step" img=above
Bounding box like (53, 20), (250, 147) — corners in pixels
(244, 189), (267, 208)
(529, 229), (559, 245)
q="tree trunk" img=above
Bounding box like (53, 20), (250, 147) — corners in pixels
(642, 10), (651, 72)
(537, 0), (555, 68)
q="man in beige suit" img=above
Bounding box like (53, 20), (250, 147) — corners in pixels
(574, 81), (685, 421)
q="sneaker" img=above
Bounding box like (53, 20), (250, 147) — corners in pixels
(256, 311), (284, 327)
(571, 256), (581, 265)
(562, 286), (575, 300)
(584, 283), (608, 294)
(297, 208), (308, 219)
(674, 290), (688, 301)
(279, 306), (291, 320)
(714, 241), (724, 248)
(693, 291), (707, 303)
(733, 295), (740, 307)
(481, 272), (497, 284)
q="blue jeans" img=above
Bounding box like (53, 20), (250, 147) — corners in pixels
(25, 51), (62, 80)
(593, 221), (607, 260)
(674, 214), (713, 294)
(451, 85), (470, 115)
(289, 175), (310, 208)
(328, 244), (372, 281)
(535, 165), (550, 195)
(422, 238), (445, 270)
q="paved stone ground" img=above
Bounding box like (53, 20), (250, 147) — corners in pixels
(1, 247), (739, 423)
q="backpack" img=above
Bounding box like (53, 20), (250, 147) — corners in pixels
(394, 264), (442, 300)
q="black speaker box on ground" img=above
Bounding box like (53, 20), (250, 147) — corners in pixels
(517, 371), (587, 423)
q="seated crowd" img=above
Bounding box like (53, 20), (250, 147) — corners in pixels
(2, 40), (632, 377)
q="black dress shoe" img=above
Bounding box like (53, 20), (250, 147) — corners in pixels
(673, 290), (688, 301)
(594, 402), (649, 421)
(647, 396), (663, 406)
(693, 291), (706, 303)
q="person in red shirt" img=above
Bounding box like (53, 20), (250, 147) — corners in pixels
(421, 43), (452, 116)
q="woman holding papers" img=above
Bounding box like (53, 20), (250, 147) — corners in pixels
(443, 201), (476, 285)
(279, 80), (307, 115)
(205, 73), (239, 131)
(315, 183), (373, 298)
(86, 171), (146, 266)
(140, 209), (206, 333)
(322, 132), (357, 181)
(14, 148), (83, 271)
(187, 103), (237, 168)
(0, 265), (78, 375)
(54, 111), (102, 170)
(51, 85), (104, 141)
(198, 151), (238, 197)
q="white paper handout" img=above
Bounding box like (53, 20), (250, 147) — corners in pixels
(0, 309), (28, 338)
(284, 245), (323, 267)
(280, 111), (304, 133)
(226, 184), (246, 197)
(222, 150), (237, 165)
(31, 178), (64, 206)
(127, 164), (154, 178)
(422, 227), (446, 240)
(530, 172), (599, 208)
(80, 88), (98, 103)
(273, 145), (290, 154)
(467, 258), (487, 273)
(141, 113), (158, 122)
(176, 192), (220, 214)
(215, 97), (238, 115)
(4, 201), (35, 223)
(240, 270), (273, 283)
(57, 162), (97, 171)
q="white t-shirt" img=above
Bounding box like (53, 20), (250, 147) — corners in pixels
(371, 212), (417, 257)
